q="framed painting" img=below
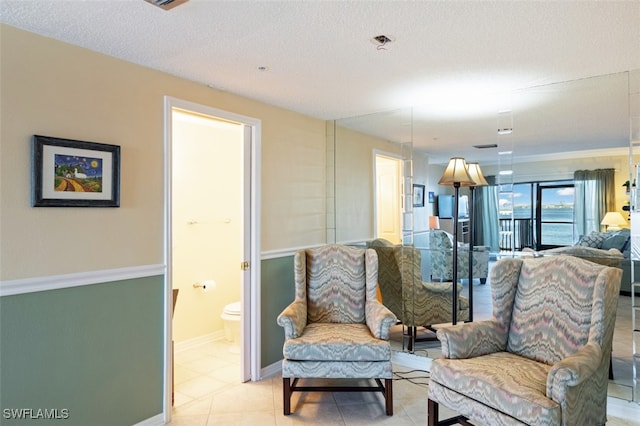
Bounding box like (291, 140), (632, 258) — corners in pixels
(32, 135), (121, 207)
(412, 184), (425, 207)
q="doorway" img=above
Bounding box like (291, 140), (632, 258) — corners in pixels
(163, 97), (261, 421)
(374, 152), (403, 243)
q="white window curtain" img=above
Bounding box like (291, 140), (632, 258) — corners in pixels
(573, 168), (615, 240)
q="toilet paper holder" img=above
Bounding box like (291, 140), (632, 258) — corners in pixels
(193, 279), (216, 292)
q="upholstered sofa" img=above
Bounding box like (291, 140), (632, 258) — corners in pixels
(536, 229), (634, 294)
(429, 230), (491, 284)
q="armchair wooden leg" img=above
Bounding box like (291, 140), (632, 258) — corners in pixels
(428, 398), (438, 426)
(609, 355), (614, 380)
(385, 378), (393, 415)
(283, 377), (291, 415)
(408, 326), (416, 353)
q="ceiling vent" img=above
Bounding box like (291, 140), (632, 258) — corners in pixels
(371, 34), (395, 49)
(144, 0), (189, 10)
(473, 144), (498, 149)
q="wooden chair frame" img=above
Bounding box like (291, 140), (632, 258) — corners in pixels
(283, 377), (393, 416)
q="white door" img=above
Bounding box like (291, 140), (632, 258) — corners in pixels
(375, 153), (403, 244)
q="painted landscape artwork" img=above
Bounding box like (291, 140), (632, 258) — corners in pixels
(54, 154), (103, 193)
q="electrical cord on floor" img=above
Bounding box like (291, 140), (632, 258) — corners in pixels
(393, 369), (430, 387)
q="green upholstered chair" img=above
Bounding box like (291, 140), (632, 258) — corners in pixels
(428, 255), (622, 426)
(368, 238), (469, 351)
(277, 244), (397, 416)
(429, 230), (491, 284)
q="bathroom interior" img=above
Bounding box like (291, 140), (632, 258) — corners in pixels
(171, 110), (245, 406)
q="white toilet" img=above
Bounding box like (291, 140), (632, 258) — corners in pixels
(221, 301), (241, 353)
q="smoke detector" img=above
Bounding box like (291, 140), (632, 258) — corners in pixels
(144, 0), (189, 10)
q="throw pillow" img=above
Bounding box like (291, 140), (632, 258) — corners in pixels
(601, 231), (630, 253)
(576, 231), (608, 248)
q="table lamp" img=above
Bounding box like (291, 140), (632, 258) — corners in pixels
(601, 211), (627, 231)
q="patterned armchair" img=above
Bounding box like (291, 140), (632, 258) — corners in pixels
(367, 239), (469, 351)
(277, 245), (397, 416)
(429, 230), (490, 284)
(428, 255), (622, 426)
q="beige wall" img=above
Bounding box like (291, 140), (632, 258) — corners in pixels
(412, 150), (444, 232)
(334, 125), (405, 243)
(0, 24), (327, 281)
(333, 127), (448, 241)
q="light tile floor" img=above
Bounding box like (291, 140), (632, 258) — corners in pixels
(172, 281), (640, 425)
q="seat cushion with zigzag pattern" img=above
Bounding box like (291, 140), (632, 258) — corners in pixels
(431, 351), (560, 425)
(283, 323), (391, 362)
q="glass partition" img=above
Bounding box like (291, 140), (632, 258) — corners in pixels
(333, 108), (413, 245)
(328, 73), (639, 403)
(628, 69), (640, 403)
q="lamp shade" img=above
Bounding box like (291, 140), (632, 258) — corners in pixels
(601, 211), (627, 230)
(429, 216), (440, 230)
(466, 162), (489, 187)
(438, 157), (475, 187)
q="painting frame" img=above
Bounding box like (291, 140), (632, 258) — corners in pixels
(412, 184), (425, 207)
(32, 135), (121, 207)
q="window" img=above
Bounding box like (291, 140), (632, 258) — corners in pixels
(537, 183), (575, 248)
(497, 180), (575, 250)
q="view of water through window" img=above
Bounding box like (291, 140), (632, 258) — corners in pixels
(539, 186), (575, 246)
(499, 181), (575, 248)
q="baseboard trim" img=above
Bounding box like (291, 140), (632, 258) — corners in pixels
(392, 350), (433, 372)
(174, 331), (225, 353)
(260, 359), (282, 379)
(132, 413), (164, 426)
(0, 264), (165, 297)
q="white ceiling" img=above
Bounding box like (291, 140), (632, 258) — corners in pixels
(1, 0), (639, 164)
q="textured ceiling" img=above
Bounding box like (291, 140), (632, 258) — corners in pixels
(1, 0), (639, 163)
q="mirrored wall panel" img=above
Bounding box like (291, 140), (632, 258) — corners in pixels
(328, 71), (638, 402)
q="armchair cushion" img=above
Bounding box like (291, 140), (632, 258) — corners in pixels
(282, 323), (391, 361)
(430, 351), (560, 425)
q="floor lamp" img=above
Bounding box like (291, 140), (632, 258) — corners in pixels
(465, 162), (488, 322)
(438, 158), (475, 325)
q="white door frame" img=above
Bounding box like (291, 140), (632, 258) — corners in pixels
(163, 96), (261, 422)
(372, 149), (404, 242)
